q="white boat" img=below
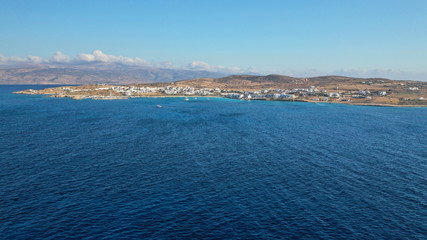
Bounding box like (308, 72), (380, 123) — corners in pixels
(185, 97), (189, 101)
(156, 105), (163, 108)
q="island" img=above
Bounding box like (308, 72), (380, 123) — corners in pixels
(14, 74), (427, 107)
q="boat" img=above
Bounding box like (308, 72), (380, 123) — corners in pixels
(156, 105), (163, 108)
(185, 97), (189, 101)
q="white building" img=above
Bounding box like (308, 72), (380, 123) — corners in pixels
(328, 92), (340, 98)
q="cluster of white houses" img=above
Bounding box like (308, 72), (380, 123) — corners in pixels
(57, 85), (410, 101)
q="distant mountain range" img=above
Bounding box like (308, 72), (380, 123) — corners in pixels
(1, 63), (424, 89)
(0, 63), (230, 85)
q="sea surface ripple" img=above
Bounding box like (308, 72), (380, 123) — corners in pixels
(1, 85), (426, 239)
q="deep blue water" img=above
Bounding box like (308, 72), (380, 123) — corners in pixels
(1, 85), (427, 239)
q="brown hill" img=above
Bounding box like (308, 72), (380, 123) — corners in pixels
(173, 74), (402, 90)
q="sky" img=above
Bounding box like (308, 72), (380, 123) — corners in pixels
(0, 0), (426, 80)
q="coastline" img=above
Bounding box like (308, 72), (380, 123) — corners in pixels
(13, 90), (426, 107)
(12, 81), (427, 108)
(300, 99), (426, 107)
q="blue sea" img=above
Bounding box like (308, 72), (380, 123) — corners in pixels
(1, 85), (426, 239)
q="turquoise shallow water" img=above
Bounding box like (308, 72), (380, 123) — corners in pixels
(1, 85), (427, 239)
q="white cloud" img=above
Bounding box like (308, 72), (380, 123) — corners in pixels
(152, 60), (176, 69)
(27, 55), (46, 64)
(187, 61), (242, 73)
(2, 50), (424, 81)
(0, 51), (243, 73)
(1, 55), (26, 64)
(76, 52), (96, 62)
(50, 51), (71, 63)
(215, 65), (242, 73)
(0, 54), (43, 65)
(75, 50), (150, 66)
(188, 61), (212, 71)
(0, 54), (6, 64)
